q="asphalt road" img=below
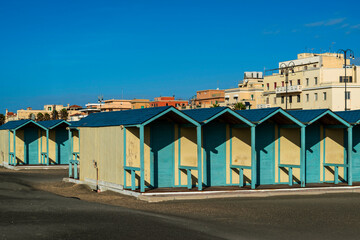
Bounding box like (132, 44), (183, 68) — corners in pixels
(2, 168), (360, 240)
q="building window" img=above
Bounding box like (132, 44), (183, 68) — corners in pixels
(281, 96), (284, 104)
(323, 92), (327, 101)
(306, 94), (309, 102)
(340, 76), (353, 83)
(289, 96), (292, 103)
(314, 77), (318, 85)
(274, 97), (276, 104)
(282, 81), (285, 87)
(346, 91), (351, 100)
(297, 95), (301, 102)
(266, 97), (269, 104)
(304, 66), (308, 70)
(251, 94), (254, 100)
(306, 78), (309, 86)
(314, 93), (318, 101)
(274, 82), (277, 89)
(234, 96), (238, 102)
(297, 79), (301, 85)
(266, 83), (269, 90)
(289, 80), (293, 86)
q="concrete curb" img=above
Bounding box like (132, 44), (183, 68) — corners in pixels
(62, 177), (360, 203)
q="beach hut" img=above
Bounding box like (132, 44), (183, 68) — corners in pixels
(68, 121), (81, 179)
(183, 107), (256, 189)
(75, 106), (200, 192)
(336, 110), (360, 183)
(288, 109), (351, 185)
(0, 119), (49, 165)
(38, 120), (71, 165)
(236, 108), (306, 187)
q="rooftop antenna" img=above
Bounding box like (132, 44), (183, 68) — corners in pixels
(98, 95), (104, 106)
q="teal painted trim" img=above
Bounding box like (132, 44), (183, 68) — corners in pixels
(202, 134), (207, 186)
(179, 165), (198, 170)
(178, 126), (181, 187)
(123, 127), (127, 188)
(68, 130), (72, 174)
(323, 127), (326, 182)
(309, 111), (350, 127)
(14, 119), (48, 131)
(324, 125), (347, 129)
(348, 126), (353, 185)
(13, 130), (16, 166)
(277, 125), (281, 183)
(69, 159), (80, 164)
(124, 166), (141, 171)
(250, 126), (256, 189)
(46, 130), (49, 166)
(142, 107), (200, 127)
(324, 163), (348, 167)
(123, 124), (141, 128)
(139, 125), (145, 192)
(258, 109), (305, 127)
(230, 165), (252, 169)
(279, 164), (300, 168)
(197, 126), (202, 190)
(334, 166), (339, 184)
(300, 127), (306, 187)
(207, 108), (254, 127)
(229, 126), (232, 185)
(278, 124), (300, 128)
(8, 130), (10, 165)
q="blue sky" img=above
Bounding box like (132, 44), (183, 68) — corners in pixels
(1, 0), (360, 112)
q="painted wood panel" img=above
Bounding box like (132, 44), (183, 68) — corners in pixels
(324, 128), (345, 182)
(279, 128), (301, 183)
(305, 124), (321, 183)
(256, 123), (275, 185)
(179, 127), (197, 186)
(352, 125), (360, 182)
(231, 127), (251, 184)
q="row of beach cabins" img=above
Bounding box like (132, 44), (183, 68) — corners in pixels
(1, 106), (360, 193)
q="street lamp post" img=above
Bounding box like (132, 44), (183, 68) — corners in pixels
(280, 61), (295, 110)
(337, 49), (355, 111)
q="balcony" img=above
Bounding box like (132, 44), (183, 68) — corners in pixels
(276, 85), (303, 94)
(257, 104), (271, 109)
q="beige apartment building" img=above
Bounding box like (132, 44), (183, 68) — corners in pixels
(192, 89), (225, 108)
(223, 72), (264, 109)
(261, 52), (360, 111)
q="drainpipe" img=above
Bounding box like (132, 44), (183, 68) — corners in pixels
(93, 160), (100, 192)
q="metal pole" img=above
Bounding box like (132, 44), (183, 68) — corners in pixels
(344, 51), (347, 111)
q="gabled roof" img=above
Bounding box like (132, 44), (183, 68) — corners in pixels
(75, 106), (199, 128)
(336, 110), (360, 124)
(182, 107), (228, 123)
(236, 107), (304, 126)
(235, 108), (280, 122)
(182, 107), (254, 126)
(38, 120), (70, 129)
(287, 109), (328, 123)
(0, 119), (47, 131)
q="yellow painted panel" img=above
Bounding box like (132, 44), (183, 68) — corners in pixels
(48, 130), (56, 164)
(324, 128), (345, 181)
(231, 127), (252, 184)
(180, 127), (197, 185)
(15, 130), (24, 164)
(226, 125), (230, 184)
(0, 131), (9, 165)
(320, 126), (324, 181)
(279, 128), (300, 183)
(174, 124), (179, 186)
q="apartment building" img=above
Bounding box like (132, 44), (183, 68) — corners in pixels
(192, 89), (225, 108)
(262, 52), (360, 111)
(150, 96), (188, 109)
(224, 72), (264, 109)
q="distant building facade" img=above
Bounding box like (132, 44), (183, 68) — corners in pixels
(150, 96), (188, 109)
(223, 72), (264, 109)
(262, 52), (360, 111)
(192, 89), (225, 108)
(131, 99), (150, 109)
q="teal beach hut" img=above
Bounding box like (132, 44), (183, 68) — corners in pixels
(236, 108), (305, 187)
(183, 107), (256, 189)
(288, 109), (351, 185)
(0, 119), (49, 165)
(38, 120), (71, 165)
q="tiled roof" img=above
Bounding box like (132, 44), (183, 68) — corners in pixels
(0, 119), (33, 130)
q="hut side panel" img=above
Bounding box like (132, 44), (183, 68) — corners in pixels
(80, 127), (124, 186)
(324, 128), (345, 182)
(256, 123), (275, 185)
(305, 124), (321, 183)
(279, 128), (301, 183)
(15, 130), (25, 164)
(231, 127), (252, 185)
(0, 131), (9, 165)
(48, 131), (56, 164)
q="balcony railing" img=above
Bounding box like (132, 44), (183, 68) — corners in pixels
(257, 104), (271, 109)
(276, 85), (302, 94)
